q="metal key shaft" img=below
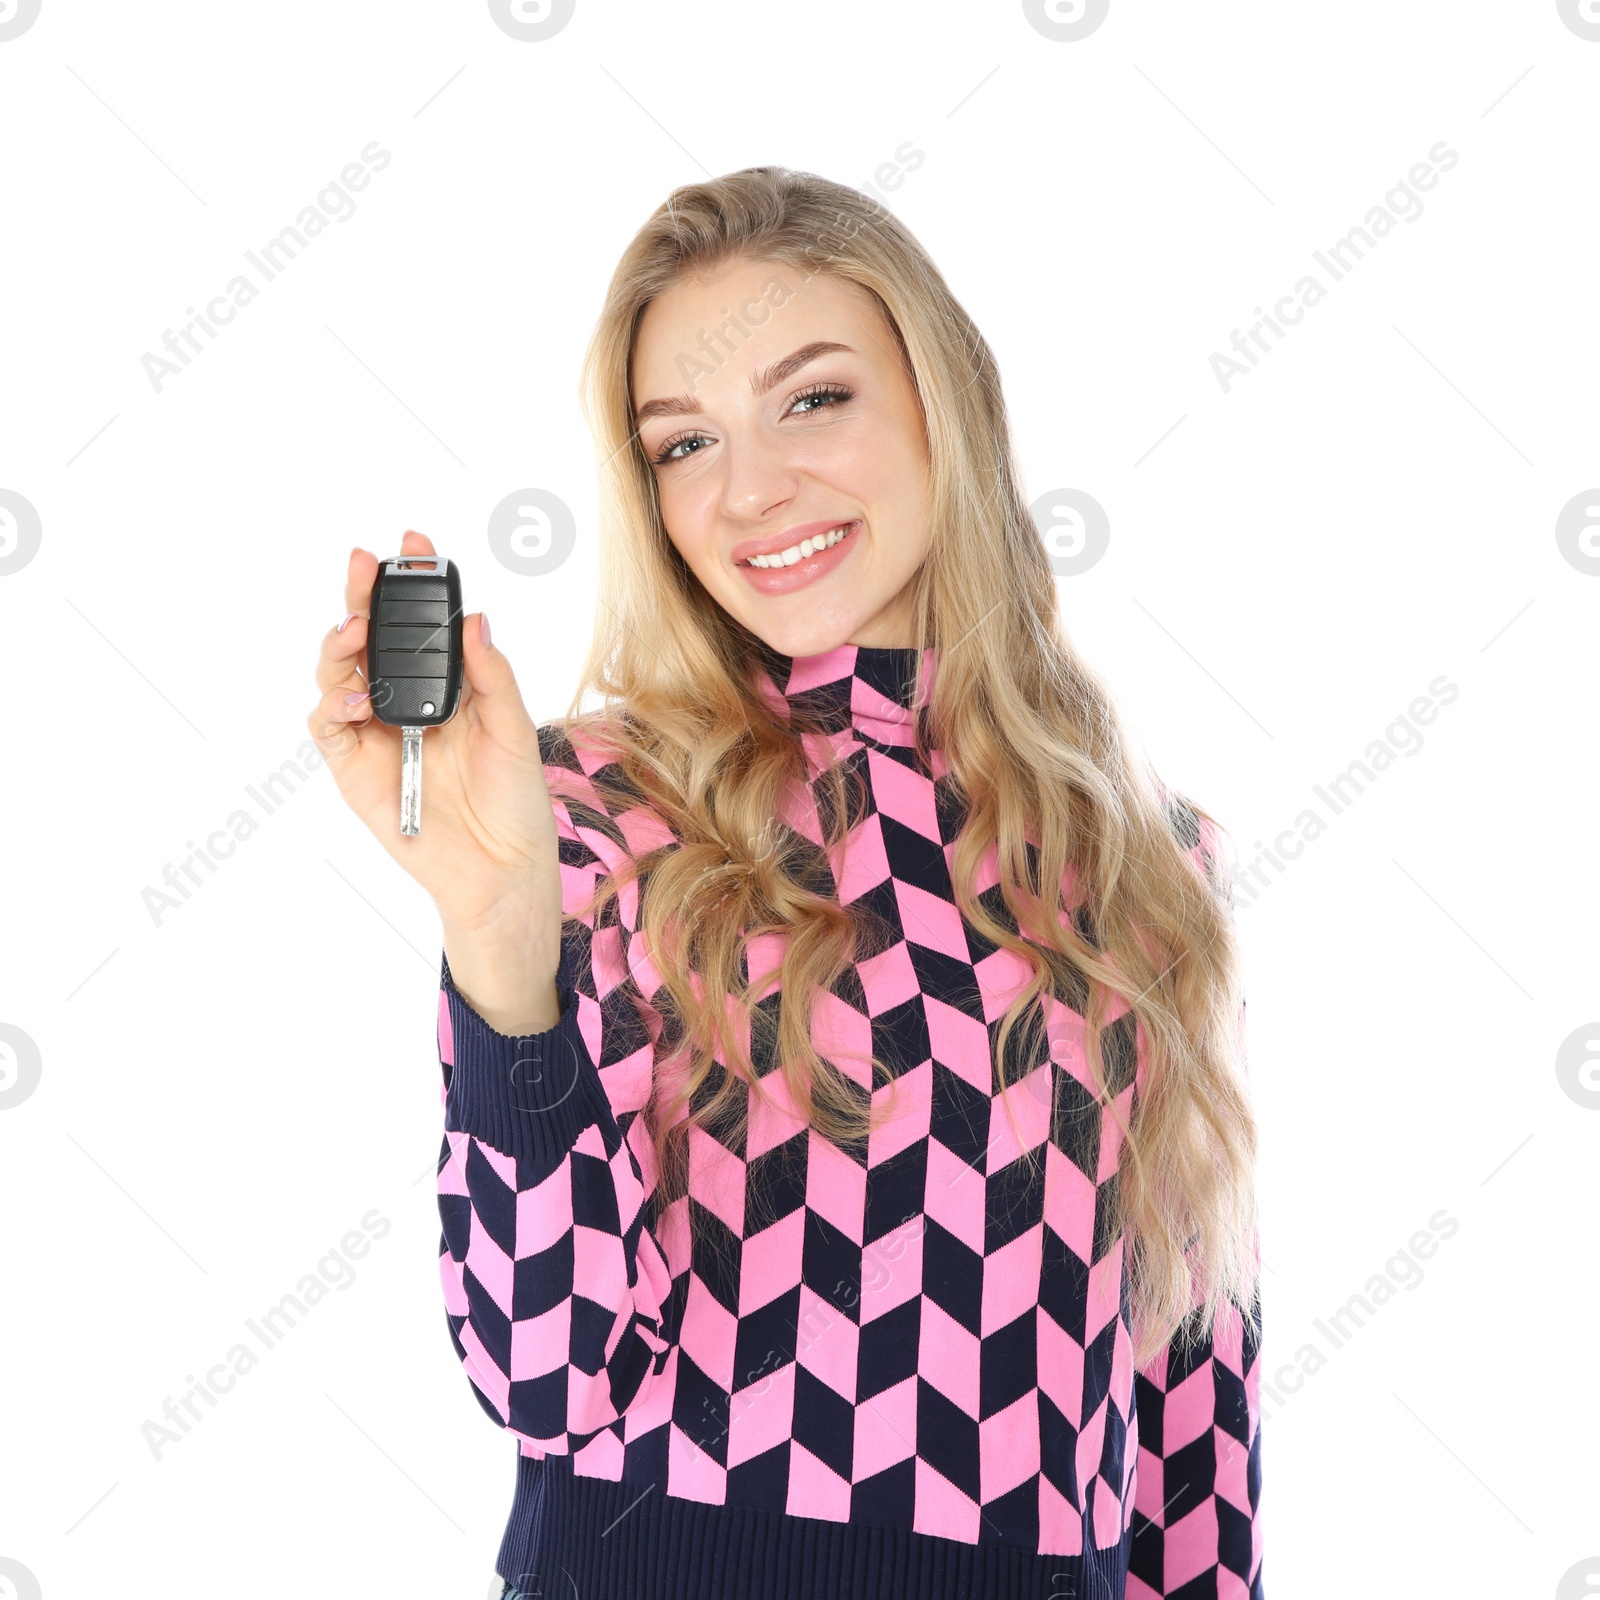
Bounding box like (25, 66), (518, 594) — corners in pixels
(400, 726), (425, 836)
(366, 553), (465, 839)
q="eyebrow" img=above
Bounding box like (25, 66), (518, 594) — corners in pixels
(632, 340), (854, 426)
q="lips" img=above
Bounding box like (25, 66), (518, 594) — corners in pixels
(731, 520), (859, 566)
(735, 518), (860, 595)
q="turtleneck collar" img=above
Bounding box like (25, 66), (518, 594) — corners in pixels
(750, 638), (940, 752)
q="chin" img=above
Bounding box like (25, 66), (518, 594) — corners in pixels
(721, 597), (842, 658)
(754, 625), (836, 657)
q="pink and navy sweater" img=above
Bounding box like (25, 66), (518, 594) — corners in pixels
(434, 642), (1264, 1599)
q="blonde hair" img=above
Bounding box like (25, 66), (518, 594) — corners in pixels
(553, 165), (1258, 1366)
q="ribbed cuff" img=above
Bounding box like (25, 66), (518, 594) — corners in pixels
(496, 1452), (1125, 1599)
(440, 949), (612, 1168)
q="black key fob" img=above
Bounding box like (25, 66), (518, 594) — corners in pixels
(366, 555), (464, 727)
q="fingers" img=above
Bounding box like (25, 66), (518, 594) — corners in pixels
(343, 546), (376, 623)
(342, 530), (435, 618)
(305, 677), (383, 765)
(315, 609), (367, 696)
(319, 532), (437, 695)
(310, 529), (437, 779)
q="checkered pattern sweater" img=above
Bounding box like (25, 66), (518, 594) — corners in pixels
(435, 642), (1264, 1599)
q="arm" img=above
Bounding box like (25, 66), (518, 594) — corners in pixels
(1128, 1234), (1264, 1598)
(1128, 799), (1264, 1596)
(434, 723), (677, 1454)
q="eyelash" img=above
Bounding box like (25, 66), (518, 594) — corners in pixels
(650, 381), (856, 466)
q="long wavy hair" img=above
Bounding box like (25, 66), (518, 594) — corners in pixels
(552, 165), (1258, 1367)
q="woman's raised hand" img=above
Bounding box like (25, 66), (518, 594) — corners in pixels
(308, 532), (565, 1016)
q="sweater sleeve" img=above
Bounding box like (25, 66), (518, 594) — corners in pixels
(1128, 802), (1265, 1596)
(434, 722), (677, 1455)
(1128, 1231), (1264, 1598)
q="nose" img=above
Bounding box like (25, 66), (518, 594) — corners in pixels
(717, 421), (799, 528)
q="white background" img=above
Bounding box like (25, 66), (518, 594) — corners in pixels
(1, 1), (1596, 1595)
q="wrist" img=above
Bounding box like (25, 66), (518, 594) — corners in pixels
(439, 911), (563, 1037)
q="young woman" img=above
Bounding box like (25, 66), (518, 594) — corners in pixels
(310, 166), (1264, 1600)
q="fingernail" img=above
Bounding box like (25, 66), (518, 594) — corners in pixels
(345, 690), (370, 705)
(480, 612), (492, 648)
(337, 614), (355, 632)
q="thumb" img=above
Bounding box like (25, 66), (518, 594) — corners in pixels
(459, 610), (533, 734)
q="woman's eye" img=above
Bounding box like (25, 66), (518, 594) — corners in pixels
(650, 384), (854, 466)
(790, 382), (854, 416)
(653, 432), (706, 465)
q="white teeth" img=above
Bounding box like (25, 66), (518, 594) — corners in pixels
(749, 522), (853, 568)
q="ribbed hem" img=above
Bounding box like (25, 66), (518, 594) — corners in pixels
(440, 949), (613, 1168)
(495, 1453), (1130, 1600)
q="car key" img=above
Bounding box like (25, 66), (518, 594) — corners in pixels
(364, 554), (465, 836)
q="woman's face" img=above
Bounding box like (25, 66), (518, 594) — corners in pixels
(630, 256), (934, 656)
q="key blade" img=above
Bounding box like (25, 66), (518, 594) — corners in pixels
(400, 726), (424, 835)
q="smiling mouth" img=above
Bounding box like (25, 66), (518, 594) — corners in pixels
(739, 521), (859, 567)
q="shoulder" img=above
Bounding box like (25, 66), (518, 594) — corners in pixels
(1159, 787), (1232, 906)
(536, 713), (676, 861)
(537, 714), (607, 773)
(536, 715), (634, 808)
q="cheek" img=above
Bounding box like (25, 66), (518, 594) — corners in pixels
(832, 431), (927, 536)
(656, 478), (721, 566)
(796, 429), (900, 508)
